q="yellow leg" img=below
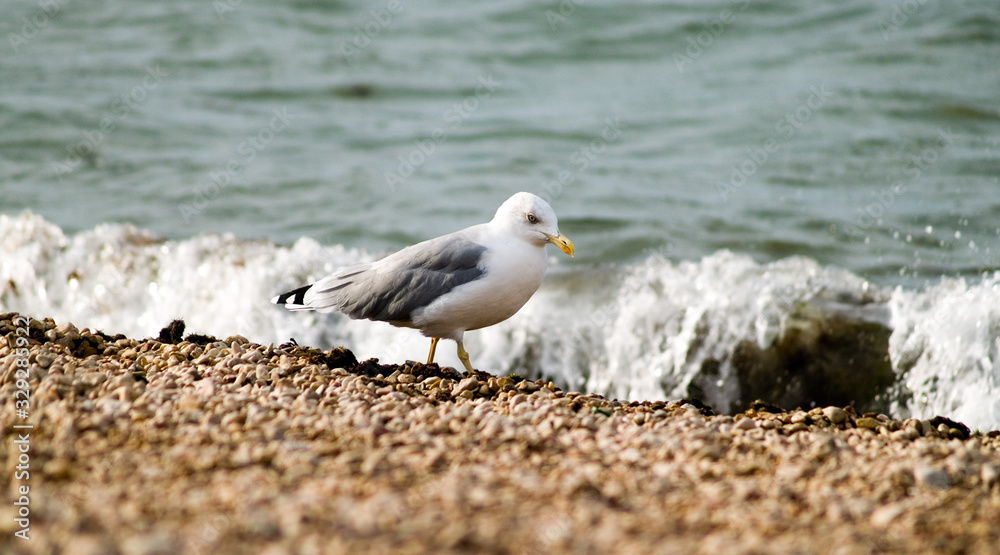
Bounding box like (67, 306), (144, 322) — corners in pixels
(426, 337), (439, 365)
(456, 341), (474, 374)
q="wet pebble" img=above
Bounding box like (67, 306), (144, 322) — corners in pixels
(822, 406), (847, 425)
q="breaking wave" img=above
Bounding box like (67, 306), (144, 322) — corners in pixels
(3, 212), (998, 430)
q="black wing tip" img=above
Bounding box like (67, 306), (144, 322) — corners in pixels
(274, 284), (312, 306)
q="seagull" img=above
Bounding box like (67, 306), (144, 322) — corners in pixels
(272, 192), (574, 373)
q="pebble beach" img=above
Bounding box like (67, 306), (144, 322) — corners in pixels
(2, 313), (1000, 554)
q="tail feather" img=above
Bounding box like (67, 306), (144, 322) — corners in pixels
(272, 284), (313, 310)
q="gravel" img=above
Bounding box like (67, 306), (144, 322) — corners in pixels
(2, 313), (999, 553)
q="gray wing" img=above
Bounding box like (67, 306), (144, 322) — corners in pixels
(278, 234), (487, 324)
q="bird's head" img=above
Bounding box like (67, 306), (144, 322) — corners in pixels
(492, 192), (575, 256)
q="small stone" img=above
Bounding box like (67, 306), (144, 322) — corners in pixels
(517, 380), (540, 392)
(36, 353), (55, 368)
(786, 422), (808, 434)
(855, 417), (879, 430)
(55, 321), (79, 336)
(734, 418), (757, 431)
(42, 459), (73, 480)
(453, 377), (479, 396)
(177, 395), (202, 412)
(533, 387), (554, 398)
(981, 464), (999, 487)
(913, 465), (951, 489)
(195, 378), (216, 397)
(114, 385), (136, 402)
(870, 504), (905, 528)
(946, 428), (965, 440)
(822, 406), (847, 425)
(696, 445), (721, 460)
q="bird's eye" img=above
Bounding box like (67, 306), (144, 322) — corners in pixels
(527, 213), (537, 223)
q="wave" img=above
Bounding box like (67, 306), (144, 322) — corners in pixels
(2, 211), (998, 430)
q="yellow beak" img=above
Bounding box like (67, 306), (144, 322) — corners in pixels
(545, 232), (575, 256)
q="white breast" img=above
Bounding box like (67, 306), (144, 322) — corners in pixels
(411, 230), (548, 340)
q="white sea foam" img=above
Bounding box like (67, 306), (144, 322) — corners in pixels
(2, 212), (998, 429)
(478, 251), (888, 411)
(888, 275), (1000, 431)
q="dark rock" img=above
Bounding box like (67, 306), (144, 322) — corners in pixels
(157, 319), (186, 344)
(730, 306), (896, 415)
(313, 346), (358, 370)
(184, 333), (218, 345)
(355, 358), (391, 378)
(749, 399), (785, 414)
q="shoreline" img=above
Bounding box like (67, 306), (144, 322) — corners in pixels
(2, 313), (999, 553)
